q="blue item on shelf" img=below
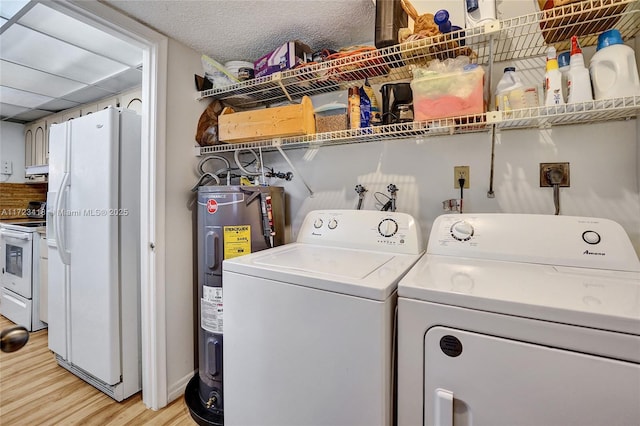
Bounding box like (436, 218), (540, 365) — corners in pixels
(596, 29), (624, 51)
(466, 0), (479, 12)
(434, 9), (452, 33)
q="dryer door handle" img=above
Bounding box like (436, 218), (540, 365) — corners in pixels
(434, 388), (454, 426)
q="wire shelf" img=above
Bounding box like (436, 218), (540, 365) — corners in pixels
(198, 96), (640, 154)
(497, 95), (640, 129)
(195, 0), (640, 155)
(199, 114), (490, 154)
(495, 0), (639, 62)
(196, 0), (638, 107)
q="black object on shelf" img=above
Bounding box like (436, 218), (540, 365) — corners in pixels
(375, 0), (408, 49)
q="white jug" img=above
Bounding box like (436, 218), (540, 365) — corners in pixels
(589, 29), (640, 100)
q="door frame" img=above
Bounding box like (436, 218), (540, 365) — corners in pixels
(53, 1), (168, 410)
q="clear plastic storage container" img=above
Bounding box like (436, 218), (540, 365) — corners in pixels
(411, 64), (485, 121)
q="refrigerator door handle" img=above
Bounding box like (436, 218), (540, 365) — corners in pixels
(54, 172), (71, 265)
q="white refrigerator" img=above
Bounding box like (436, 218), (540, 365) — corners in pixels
(46, 107), (142, 401)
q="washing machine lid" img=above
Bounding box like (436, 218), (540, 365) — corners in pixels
(223, 243), (423, 300)
(398, 255), (640, 335)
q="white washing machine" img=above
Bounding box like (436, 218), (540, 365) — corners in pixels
(222, 209), (424, 426)
(397, 213), (640, 426)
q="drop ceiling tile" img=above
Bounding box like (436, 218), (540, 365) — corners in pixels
(0, 102), (29, 117)
(0, 24), (129, 84)
(18, 4), (143, 67)
(62, 85), (115, 104)
(37, 98), (80, 112)
(94, 68), (142, 92)
(0, 60), (87, 97)
(0, 0), (29, 19)
(1, 17), (7, 26)
(10, 108), (51, 122)
(0, 85), (53, 108)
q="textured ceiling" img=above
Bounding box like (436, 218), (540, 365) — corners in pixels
(102, 0), (377, 64)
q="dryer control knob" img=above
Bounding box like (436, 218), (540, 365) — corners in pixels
(328, 219), (338, 229)
(450, 221), (474, 241)
(313, 219), (323, 229)
(378, 218), (398, 237)
(582, 230), (601, 245)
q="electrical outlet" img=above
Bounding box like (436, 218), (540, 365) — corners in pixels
(454, 166), (470, 189)
(540, 162), (570, 187)
(1, 160), (12, 175)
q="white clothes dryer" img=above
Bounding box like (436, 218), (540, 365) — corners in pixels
(222, 209), (424, 426)
(397, 214), (640, 426)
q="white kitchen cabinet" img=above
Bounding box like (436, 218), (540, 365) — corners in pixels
(97, 96), (120, 111)
(33, 122), (46, 166)
(24, 125), (34, 167)
(47, 114), (62, 127)
(24, 120), (47, 166)
(39, 232), (48, 323)
(62, 108), (81, 122)
(45, 114), (64, 164)
(81, 103), (98, 116)
(81, 96), (119, 116)
(120, 88), (142, 114)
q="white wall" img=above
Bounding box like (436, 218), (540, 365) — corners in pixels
(163, 38), (207, 401)
(255, 119), (640, 256)
(0, 122), (26, 183)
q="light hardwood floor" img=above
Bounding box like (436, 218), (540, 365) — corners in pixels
(0, 315), (195, 425)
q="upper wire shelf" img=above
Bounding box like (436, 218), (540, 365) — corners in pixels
(195, 0), (639, 155)
(196, 0), (639, 108)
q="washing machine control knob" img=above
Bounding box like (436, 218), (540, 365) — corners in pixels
(328, 219), (338, 229)
(313, 218), (323, 229)
(378, 218), (398, 237)
(582, 230), (601, 245)
(450, 221), (474, 241)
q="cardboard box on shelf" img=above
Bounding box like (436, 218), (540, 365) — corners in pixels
(253, 40), (313, 78)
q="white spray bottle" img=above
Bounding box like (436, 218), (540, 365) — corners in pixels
(544, 46), (565, 106)
(567, 36), (593, 103)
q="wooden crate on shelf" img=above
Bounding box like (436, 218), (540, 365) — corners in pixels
(218, 96), (316, 143)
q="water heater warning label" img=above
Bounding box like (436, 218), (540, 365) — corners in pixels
(201, 286), (223, 333)
(224, 225), (251, 259)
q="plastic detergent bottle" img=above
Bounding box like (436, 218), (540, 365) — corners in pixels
(557, 51), (570, 103)
(566, 36), (593, 103)
(589, 29), (640, 100)
(495, 67), (523, 111)
(544, 46), (564, 106)
(465, 0), (496, 28)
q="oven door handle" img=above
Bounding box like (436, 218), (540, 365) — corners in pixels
(0, 230), (30, 241)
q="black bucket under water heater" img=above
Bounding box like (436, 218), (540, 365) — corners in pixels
(185, 185), (286, 426)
